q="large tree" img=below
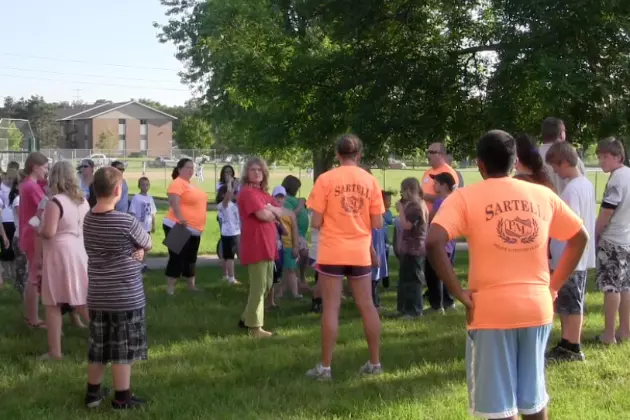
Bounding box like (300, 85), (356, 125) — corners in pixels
(157, 0), (630, 176)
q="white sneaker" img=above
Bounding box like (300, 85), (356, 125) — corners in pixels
(358, 361), (383, 376)
(305, 363), (332, 380)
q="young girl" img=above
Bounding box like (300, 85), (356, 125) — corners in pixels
(392, 177), (428, 319)
(217, 178), (240, 285)
(9, 171), (27, 299)
(370, 220), (388, 309)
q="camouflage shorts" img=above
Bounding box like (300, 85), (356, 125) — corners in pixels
(555, 271), (587, 315)
(597, 239), (630, 293)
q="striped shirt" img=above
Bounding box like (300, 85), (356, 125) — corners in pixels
(84, 210), (152, 311)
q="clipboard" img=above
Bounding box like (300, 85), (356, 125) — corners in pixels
(163, 224), (191, 255)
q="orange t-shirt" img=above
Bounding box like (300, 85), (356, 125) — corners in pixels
(421, 163), (461, 212)
(306, 166), (385, 266)
(166, 177), (208, 232)
(432, 177), (583, 330)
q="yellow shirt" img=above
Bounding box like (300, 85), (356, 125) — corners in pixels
(280, 214), (295, 249)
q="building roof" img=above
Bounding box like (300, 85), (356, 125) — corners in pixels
(56, 101), (177, 121)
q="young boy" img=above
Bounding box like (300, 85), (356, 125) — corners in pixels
(544, 141), (596, 361)
(426, 130), (587, 419)
(381, 191), (394, 288)
(272, 186), (300, 300)
(217, 180), (241, 285)
(594, 137), (630, 344)
(426, 172), (457, 311)
(129, 177), (157, 273)
(83, 167), (152, 410)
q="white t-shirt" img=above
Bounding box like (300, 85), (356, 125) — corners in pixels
(550, 176), (596, 271)
(539, 143), (586, 194)
(600, 165), (630, 246)
(11, 196), (19, 237)
(218, 201), (240, 236)
(129, 194), (157, 232)
(309, 228), (319, 261)
(0, 183), (13, 223)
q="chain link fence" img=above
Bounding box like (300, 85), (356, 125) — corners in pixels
(0, 148), (609, 200)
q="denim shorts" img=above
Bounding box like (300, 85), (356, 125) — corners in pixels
(466, 324), (552, 418)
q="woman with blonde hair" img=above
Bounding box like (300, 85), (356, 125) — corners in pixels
(237, 156), (296, 338)
(38, 160), (90, 359)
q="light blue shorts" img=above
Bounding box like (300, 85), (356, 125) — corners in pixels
(466, 324), (552, 419)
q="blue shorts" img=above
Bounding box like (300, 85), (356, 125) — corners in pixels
(466, 324), (552, 418)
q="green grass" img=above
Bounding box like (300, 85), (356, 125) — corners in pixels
(1, 254), (629, 419)
(129, 165), (611, 204)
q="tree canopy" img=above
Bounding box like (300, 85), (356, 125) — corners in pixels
(157, 0), (630, 175)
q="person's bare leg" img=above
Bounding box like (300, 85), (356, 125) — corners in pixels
(88, 363), (106, 385)
(603, 292), (620, 343)
(286, 269), (299, 297)
(25, 282), (42, 325)
(225, 260), (239, 283)
(43, 305), (63, 359)
(560, 314), (583, 344)
(186, 276), (199, 291)
(523, 407), (548, 420)
(320, 274), (342, 367)
(166, 277), (177, 295)
(617, 291), (630, 340)
(75, 305), (90, 325)
(349, 275), (381, 365)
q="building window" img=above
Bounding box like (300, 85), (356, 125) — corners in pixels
(118, 119), (126, 151)
(140, 119), (148, 151)
(84, 124), (89, 136)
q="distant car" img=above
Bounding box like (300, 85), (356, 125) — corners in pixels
(388, 159), (407, 169)
(88, 153), (111, 167)
(148, 156), (178, 168)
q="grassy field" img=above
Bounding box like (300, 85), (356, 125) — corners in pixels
(0, 254), (628, 419)
(125, 164), (612, 203)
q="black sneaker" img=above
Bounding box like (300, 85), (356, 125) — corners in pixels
(84, 387), (111, 408)
(311, 302), (322, 313)
(382, 277), (390, 289)
(546, 345), (585, 363)
(238, 319), (247, 329)
(112, 395), (146, 410)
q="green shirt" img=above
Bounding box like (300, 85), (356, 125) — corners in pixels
(284, 195), (309, 237)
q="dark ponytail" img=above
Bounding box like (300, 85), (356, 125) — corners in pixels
(515, 133), (554, 189)
(172, 158), (193, 180)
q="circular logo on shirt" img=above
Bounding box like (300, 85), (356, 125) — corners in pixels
(497, 217), (539, 245)
(341, 196), (365, 214)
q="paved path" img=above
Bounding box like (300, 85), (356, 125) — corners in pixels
(145, 243), (470, 270)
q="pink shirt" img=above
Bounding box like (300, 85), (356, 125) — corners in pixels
(18, 179), (45, 260)
(237, 186), (279, 265)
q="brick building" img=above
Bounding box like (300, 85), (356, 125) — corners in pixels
(56, 101), (176, 155)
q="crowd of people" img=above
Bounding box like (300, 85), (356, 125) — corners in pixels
(2, 115), (628, 419)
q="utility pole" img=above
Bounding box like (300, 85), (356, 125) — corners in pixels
(73, 89), (83, 102)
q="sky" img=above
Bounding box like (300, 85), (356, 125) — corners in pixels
(0, 0), (192, 106)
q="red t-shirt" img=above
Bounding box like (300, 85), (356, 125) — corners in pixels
(237, 185), (279, 265)
(18, 179), (45, 260)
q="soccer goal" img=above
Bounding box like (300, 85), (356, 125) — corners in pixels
(0, 118), (36, 170)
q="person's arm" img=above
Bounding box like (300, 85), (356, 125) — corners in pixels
(550, 226), (589, 292)
(311, 210), (323, 229)
(128, 196), (138, 216)
(426, 224), (469, 304)
(150, 198), (157, 233)
(167, 194), (187, 225)
(128, 217), (152, 251)
(595, 208), (614, 243)
(39, 200), (60, 239)
(596, 177), (622, 242)
(290, 213), (299, 256)
(221, 181), (234, 208)
(396, 201), (413, 230)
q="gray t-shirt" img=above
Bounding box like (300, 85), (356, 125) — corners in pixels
(539, 143), (586, 194)
(600, 165), (630, 246)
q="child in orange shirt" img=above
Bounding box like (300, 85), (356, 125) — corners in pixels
(426, 130), (587, 419)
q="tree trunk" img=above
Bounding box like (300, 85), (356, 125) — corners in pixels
(312, 150), (334, 182)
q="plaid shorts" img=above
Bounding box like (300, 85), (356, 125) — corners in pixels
(88, 308), (148, 365)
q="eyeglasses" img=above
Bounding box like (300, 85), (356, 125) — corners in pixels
(427, 150), (441, 155)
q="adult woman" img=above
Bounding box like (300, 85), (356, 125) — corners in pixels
(0, 161), (20, 278)
(19, 152), (49, 328)
(164, 158), (208, 295)
(77, 159), (94, 199)
(39, 161), (90, 359)
(514, 133), (555, 191)
(305, 134), (385, 379)
(237, 157), (293, 338)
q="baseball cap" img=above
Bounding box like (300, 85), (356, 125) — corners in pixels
(272, 186), (287, 197)
(430, 172), (456, 190)
(77, 159), (94, 170)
